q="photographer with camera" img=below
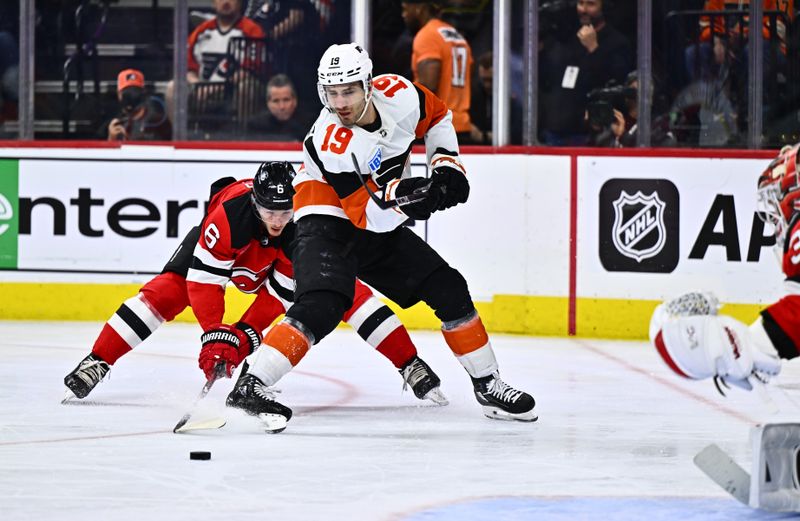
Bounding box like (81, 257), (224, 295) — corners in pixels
(586, 71), (676, 148)
(105, 69), (171, 142)
(539, 0), (633, 146)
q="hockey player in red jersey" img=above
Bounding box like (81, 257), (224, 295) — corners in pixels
(649, 145), (800, 513)
(649, 144), (800, 391)
(227, 43), (536, 425)
(63, 162), (446, 408)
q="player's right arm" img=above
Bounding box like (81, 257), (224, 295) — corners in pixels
(186, 207), (236, 331)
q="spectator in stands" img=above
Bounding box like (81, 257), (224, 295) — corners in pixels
(589, 71), (677, 148)
(0, 30), (18, 129)
(105, 69), (172, 141)
(538, 0), (633, 146)
(401, 0), (474, 142)
(245, 73), (315, 141)
(468, 51), (522, 145)
(686, 0), (794, 81)
(166, 0), (265, 120)
(0, 2), (18, 131)
(244, 0), (324, 103)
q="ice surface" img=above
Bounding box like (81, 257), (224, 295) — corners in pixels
(2, 321), (799, 521)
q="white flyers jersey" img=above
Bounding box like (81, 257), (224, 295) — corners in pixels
(294, 73), (463, 233)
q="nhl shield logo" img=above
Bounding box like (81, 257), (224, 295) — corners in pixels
(611, 190), (667, 262)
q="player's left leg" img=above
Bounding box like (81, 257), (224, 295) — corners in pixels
(64, 272), (189, 400)
(227, 215), (354, 419)
(360, 228), (536, 421)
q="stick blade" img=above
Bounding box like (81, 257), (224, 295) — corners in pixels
(174, 417), (227, 434)
(694, 444), (751, 505)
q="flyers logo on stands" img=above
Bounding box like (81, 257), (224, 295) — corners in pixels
(599, 178), (679, 273)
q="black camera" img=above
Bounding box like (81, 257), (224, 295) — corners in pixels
(586, 84), (636, 128)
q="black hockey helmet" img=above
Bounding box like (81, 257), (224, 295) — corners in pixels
(251, 161), (296, 211)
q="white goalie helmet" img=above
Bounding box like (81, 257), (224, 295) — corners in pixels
(317, 43), (374, 120)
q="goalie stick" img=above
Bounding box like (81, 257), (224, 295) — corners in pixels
(351, 153), (434, 209)
(173, 362), (227, 434)
(693, 444), (750, 505)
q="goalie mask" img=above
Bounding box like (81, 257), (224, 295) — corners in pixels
(317, 43), (373, 124)
(757, 143), (800, 248)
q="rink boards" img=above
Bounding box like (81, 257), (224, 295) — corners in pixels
(0, 143), (782, 338)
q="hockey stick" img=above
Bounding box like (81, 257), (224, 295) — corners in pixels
(173, 362), (227, 434)
(693, 444), (750, 505)
(351, 153), (433, 209)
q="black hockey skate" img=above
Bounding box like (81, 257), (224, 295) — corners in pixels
(472, 372), (537, 422)
(400, 356), (448, 405)
(63, 353), (110, 400)
(226, 373), (293, 432)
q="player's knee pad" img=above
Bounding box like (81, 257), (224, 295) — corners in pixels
(416, 265), (474, 323)
(286, 290), (350, 343)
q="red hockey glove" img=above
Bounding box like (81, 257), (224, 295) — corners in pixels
(430, 165), (469, 210)
(198, 324), (254, 380)
(232, 321), (262, 356)
(395, 177), (443, 221)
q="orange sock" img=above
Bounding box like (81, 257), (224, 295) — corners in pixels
(264, 321), (311, 366)
(442, 314), (489, 355)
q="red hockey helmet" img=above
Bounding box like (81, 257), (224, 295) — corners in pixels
(757, 144), (800, 246)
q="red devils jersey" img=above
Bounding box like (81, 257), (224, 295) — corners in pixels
(762, 214), (800, 359)
(186, 179), (293, 330)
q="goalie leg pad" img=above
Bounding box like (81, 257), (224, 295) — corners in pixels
(750, 423), (800, 512)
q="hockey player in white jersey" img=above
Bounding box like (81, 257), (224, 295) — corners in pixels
(226, 43), (536, 426)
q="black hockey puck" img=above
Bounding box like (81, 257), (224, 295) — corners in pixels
(189, 451), (211, 461)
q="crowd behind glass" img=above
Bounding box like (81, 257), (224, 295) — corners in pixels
(2, 0), (798, 148)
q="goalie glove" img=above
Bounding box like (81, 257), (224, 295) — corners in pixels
(198, 322), (261, 380)
(649, 292), (782, 391)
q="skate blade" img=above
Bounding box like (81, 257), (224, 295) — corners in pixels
(258, 413), (288, 434)
(482, 405), (538, 422)
(61, 389), (78, 404)
(174, 417), (227, 433)
(422, 388), (449, 406)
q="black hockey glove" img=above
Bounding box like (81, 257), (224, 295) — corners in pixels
(395, 177), (443, 221)
(430, 165), (470, 211)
